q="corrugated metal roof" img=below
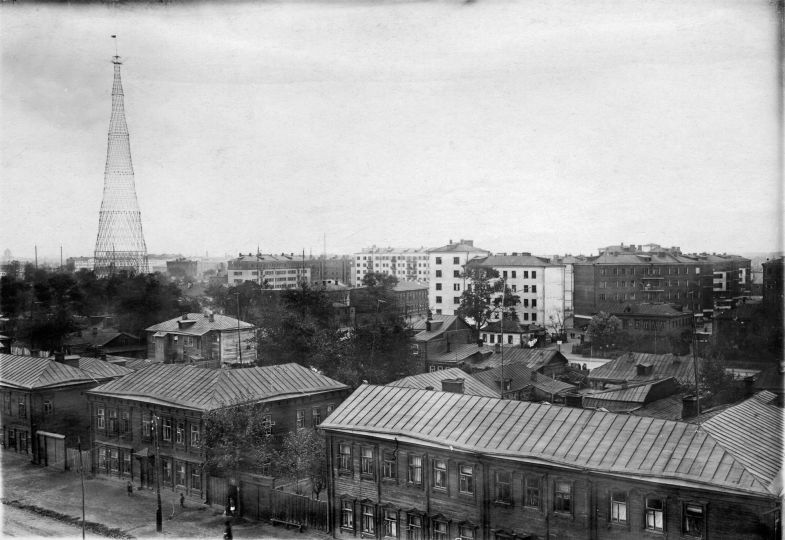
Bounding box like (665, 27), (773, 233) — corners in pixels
(702, 394), (783, 492)
(89, 363), (349, 411)
(77, 357), (133, 379)
(413, 316), (470, 342)
(583, 378), (676, 406)
(631, 395), (685, 421)
(321, 385), (777, 496)
(106, 355), (163, 372)
(471, 348), (567, 372)
(427, 243), (490, 254)
(588, 353), (699, 386)
(387, 368), (500, 398)
(471, 254), (555, 267)
(473, 364), (574, 396)
(0, 353), (98, 389)
(427, 343), (487, 364)
(146, 313), (254, 335)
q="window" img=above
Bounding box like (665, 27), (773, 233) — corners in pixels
(383, 451), (396, 479)
(43, 400), (53, 415)
(122, 450), (131, 475)
(453, 283), (460, 291)
(610, 491), (627, 523)
(524, 476), (540, 508)
(436, 296), (442, 304)
(511, 284), (517, 292)
(175, 461), (186, 486)
(683, 503), (704, 536)
(312, 407), (321, 426)
(459, 465), (474, 494)
(362, 504), (375, 534)
(554, 481), (571, 513)
(511, 271), (517, 278)
(532, 271), (536, 278)
(435, 257), (442, 265)
(458, 525), (475, 540)
(98, 447), (107, 471)
(407, 455), (422, 485)
(523, 285), (529, 293)
(407, 514), (422, 540)
(383, 509), (398, 537)
(502, 271), (508, 279)
(176, 422), (185, 444)
(191, 424), (200, 446)
(453, 257), (460, 264)
(435, 270), (442, 278)
(433, 459), (447, 490)
(120, 411), (129, 433)
(162, 459), (172, 484)
(110, 448), (119, 472)
(435, 283), (442, 290)
(339, 443), (352, 471)
(361, 447), (375, 477)
(523, 298), (529, 308)
(453, 270), (460, 277)
(531, 285), (537, 293)
(162, 418), (172, 441)
(494, 471), (512, 504)
(454, 297), (461, 304)
(532, 299), (537, 307)
(532, 313), (537, 321)
(191, 466), (202, 491)
(645, 497), (664, 532)
(432, 520), (448, 540)
(97, 407), (105, 429)
(142, 417), (152, 439)
(296, 409), (305, 429)
(108, 409), (118, 432)
(341, 500), (354, 529)
(3, 393), (10, 413)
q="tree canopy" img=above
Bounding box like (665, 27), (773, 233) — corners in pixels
(586, 311), (623, 351)
(455, 266), (520, 334)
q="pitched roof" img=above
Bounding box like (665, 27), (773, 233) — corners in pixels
(582, 378), (678, 410)
(471, 254), (556, 267)
(702, 394), (783, 493)
(588, 352), (699, 386)
(0, 353), (98, 390)
(470, 347), (567, 372)
(77, 357), (133, 379)
(146, 313), (254, 335)
(482, 319), (529, 334)
(387, 368), (500, 398)
(427, 242), (490, 254)
(106, 355), (163, 372)
(321, 385), (778, 497)
(473, 364), (575, 396)
(630, 394), (685, 421)
(412, 316), (470, 342)
(88, 363), (349, 411)
(66, 330), (139, 348)
(427, 343), (488, 365)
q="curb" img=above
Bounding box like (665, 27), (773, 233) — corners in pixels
(2, 498), (134, 539)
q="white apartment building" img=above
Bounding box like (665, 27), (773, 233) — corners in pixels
(227, 253), (310, 290)
(352, 246), (429, 286)
(427, 239), (491, 315)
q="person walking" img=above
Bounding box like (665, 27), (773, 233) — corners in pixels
(223, 520), (233, 540)
(127, 481), (133, 497)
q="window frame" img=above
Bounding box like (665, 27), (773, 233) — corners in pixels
(162, 418), (172, 441)
(190, 424), (200, 446)
(459, 464), (474, 495)
(494, 470), (512, 505)
(432, 459), (447, 491)
(554, 480), (572, 514)
(383, 508), (398, 538)
(682, 502), (705, 537)
(43, 400), (53, 415)
(431, 519), (448, 540)
(338, 443), (352, 472)
(96, 406), (105, 429)
(407, 454), (423, 486)
(524, 475), (541, 509)
(360, 446), (375, 478)
(382, 451), (397, 480)
(361, 503), (376, 534)
(191, 465), (202, 491)
(312, 407), (321, 427)
(175, 460), (186, 487)
(406, 513), (423, 540)
(609, 491), (628, 524)
(296, 409), (305, 429)
(175, 421), (185, 445)
(341, 499), (354, 530)
(644, 496), (665, 532)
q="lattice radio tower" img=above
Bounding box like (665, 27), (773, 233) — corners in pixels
(93, 40), (149, 277)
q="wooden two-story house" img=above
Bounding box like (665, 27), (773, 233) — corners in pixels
(320, 385), (781, 540)
(86, 363), (350, 500)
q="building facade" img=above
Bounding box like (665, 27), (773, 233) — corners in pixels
(87, 363), (350, 499)
(321, 385), (780, 540)
(227, 253), (310, 289)
(145, 313), (256, 367)
(353, 247), (430, 286)
(611, 303), (694, 355)
(427, 240), (491, 316)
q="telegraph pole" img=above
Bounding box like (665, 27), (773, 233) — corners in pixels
(77, 437), (85, 540)
(235, 292), (243, 365)
(153, 413), (162, 532)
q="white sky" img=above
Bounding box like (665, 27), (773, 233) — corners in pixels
(1, 0), (781, 261)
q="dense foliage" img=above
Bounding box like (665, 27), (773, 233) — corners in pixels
(455, 266), (520, 334)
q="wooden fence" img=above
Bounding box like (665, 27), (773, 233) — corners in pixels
(65, 448), (91, 474)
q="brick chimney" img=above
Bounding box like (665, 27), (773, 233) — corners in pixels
(682, 395), (699, 419)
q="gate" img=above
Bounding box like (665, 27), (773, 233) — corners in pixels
(207, 475), (230, 509)
(268, 488), (328, 531)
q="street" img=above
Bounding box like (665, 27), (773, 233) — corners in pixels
(2, 504), (104, 538)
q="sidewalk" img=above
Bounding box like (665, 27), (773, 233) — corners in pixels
(1, 450), (328, 539)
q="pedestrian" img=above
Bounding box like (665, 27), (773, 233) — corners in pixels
(180, 492), (185, 508)
(223, 520), (233, 540)
(127, 481), (133, 497)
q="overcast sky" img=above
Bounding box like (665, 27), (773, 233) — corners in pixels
(1, 0), (781, 261)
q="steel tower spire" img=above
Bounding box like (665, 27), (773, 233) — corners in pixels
(93, 51), (149, 276)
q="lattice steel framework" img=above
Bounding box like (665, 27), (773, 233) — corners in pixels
(93, 56), (149, 276)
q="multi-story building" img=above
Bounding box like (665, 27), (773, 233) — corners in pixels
(166, 258), (198, 280)
(427, 240), (491, 316)
(762, 256), (784, 309)
(145, 312), (256, 367)
(321, 385), (781, 540)
(0, 353), (131, 467)
(311, 255), (353, 287)
(390, 282), (429, 321)
(468, 253), (567, 327)
(87, 363), (350, 498)
(227, 253), (310, 289)
(353, 247), (430, 286)
(611, 303), (694, 355)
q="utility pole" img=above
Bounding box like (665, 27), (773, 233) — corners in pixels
(152, 412), (162, 532)
(77, 437), (85, 540)
(235, 291), (243, 365)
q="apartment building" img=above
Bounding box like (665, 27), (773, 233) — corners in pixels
(427, 240), (491, 316)
(227, 253), (310, 289)
(353, 247), (429, 286)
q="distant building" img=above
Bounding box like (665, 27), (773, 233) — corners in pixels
(390, 281), (429, 320)
(145, 312), (256, 367)
(479, 319), (545, 347)
(411, 315), (485, 371)
(612, 303), (694, 355)
(580, 377), (681, 413)
(386, 367), (500, 398)
(762, 256), (784, 309)
(87, 363), (350, 496)
(310, 255), (352, 287)
(472, 362), (575, 403)
(588, 352), (700, 389)
(0, 353), (131, 467)
(352, 246), (429, 286)
(65, 328), (146, 358)
(427, 240), (491, 316)
(321, 385), (781, 540)
(468, 346), (569, 376)
(166, 258), (198, 280)
(227, 253), (310, 289)
(66, 256), (95, 272)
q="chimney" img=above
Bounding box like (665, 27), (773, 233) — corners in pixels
(477, 338), (484, 348)
(54, 352), (66, 363)
(682, 395), (699, 419)
(565, 392), (583, 408)
(181, 313), (188, 321)
(441, 378), (465, 394)
(426, 320), (432, 332)
(209, 313), (215, 322)
(494, 343), (501, 353)
(425, 386), (435, 391)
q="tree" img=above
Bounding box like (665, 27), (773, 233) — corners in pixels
(455, 266), (520, 335)
(277, 429), (328, 499)
(587, 311), (622, 351)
